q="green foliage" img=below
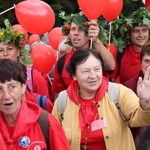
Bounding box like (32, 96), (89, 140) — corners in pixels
(59, 11), (108, 46)
(131, 7), (150, 28)
(111, 7), (150, 53)
(0, 19), (25, 48)
(0, 19), (32, 65)
(19, 48), (32, 66)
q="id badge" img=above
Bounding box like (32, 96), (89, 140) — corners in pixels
(91, 118), (106, 131)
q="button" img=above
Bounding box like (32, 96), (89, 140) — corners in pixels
(97, 104), (100, 107)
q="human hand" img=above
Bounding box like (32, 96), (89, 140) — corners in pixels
(88, 20), (100, 43)
(137, 66), (150, 110)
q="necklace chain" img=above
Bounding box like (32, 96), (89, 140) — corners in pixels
(82, 124), (90, 150)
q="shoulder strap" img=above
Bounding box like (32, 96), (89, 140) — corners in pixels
(108, 82), (127, 121)
(57, 54), (66, 76)
(38, 110), (50, 150)
(26, 67), (34, 92)
(57, 90), (68, 120)
(117, 50), (125, 74)
(37, 95), (47, 110)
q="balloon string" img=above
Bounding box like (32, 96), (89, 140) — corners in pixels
(0, 6), (14, 15)
(89, 19), (96, 49)
(108, 22), (112, 50)
(47, 73), (53, 86)
(90, 37), (92, 49)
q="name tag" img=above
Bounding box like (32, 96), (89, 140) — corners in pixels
(91, 118), (106, 131)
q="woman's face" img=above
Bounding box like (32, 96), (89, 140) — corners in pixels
(0, 42), (20, 61)
(73, 54), (103, 95)
(141, 53), (150, 74)
(0, 79), (26, 120)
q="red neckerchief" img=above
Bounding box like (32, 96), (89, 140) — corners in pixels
(122, 44), (140, 69)
(67, 77), (108, 130)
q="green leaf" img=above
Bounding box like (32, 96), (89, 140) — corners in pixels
(98, 26), (108, 42)
(4, 19), (11, 29)
(143, 18), (150, 28)
(125, 18), (133, 26)
(19, 48), (32, 66)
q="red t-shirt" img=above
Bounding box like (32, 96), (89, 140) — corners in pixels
(120, 45), (141, 84)
(110, 44), (142, 83)
(52, 49), (74, 95)
(80, 99), (106, 150)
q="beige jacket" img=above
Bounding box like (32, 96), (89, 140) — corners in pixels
(52, 84), (150, 150)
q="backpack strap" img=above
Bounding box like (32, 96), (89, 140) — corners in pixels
(57, 83), (127, 122)
(108, 82), (127, 121)
(37, 95), (47, 110)
(57, 90), (68, 120)
(26, 67), (33, 92)
(38, 110), (50, 150)
(57, 54), (66, 76)
(117, 50), (125, 75)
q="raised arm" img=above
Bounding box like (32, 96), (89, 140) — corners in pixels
(88, 20), (115, 71)
(137, 66), (150, 110)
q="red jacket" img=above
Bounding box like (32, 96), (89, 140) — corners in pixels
(27, 68), (49, 96)
(0, 101), (71, 150)
(52, 49), (74, 95)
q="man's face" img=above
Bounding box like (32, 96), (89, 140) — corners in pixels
(68, 22), (89, 50)
(130, 25), (149, 49)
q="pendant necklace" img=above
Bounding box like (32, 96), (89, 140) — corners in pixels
(82, 124), (90, 150)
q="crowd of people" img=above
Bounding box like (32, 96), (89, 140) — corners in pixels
(0, 5), (150, 150)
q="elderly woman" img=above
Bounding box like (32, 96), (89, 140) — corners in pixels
(0, 19), (53, 112)
(0, 59), (71, 149)
(52, 48), (150, 150)
(0, 19), (49, 95)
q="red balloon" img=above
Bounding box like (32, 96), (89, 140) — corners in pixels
(145, 0), (150, 8)
(15, 0), (55, 34)
(77, 0), (109, 19)
(12, 24), (28, 48)
(28, 34), (41, 46)
(30, 43), (56, 73)
(48, 27), (63, 50)
(102, 0), (123, 21)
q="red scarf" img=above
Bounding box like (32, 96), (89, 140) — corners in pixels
(122, 44), (140, 69)
(67, 77), (108, 130)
